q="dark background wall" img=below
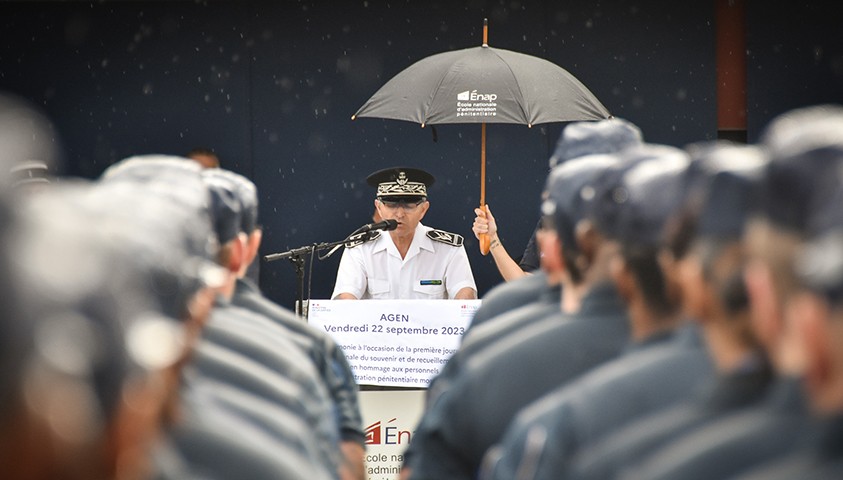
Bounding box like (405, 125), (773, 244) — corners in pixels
(1, 1), (840, 310)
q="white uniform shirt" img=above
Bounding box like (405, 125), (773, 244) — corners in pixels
(331, 223), (476, 300)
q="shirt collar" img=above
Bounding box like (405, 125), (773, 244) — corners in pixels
(380, 223), (434, 258)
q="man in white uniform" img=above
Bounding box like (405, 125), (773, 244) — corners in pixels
(332, 167), (477, 300)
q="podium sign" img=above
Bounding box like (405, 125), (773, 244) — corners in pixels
(308, 299), (480, 387)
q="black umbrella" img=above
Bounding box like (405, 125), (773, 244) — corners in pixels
(353, 20), (610, 253)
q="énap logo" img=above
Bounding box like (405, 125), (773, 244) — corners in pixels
(365, 418), (413, 445)
(457, 90), (498, 102)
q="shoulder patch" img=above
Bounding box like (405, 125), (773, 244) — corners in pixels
(345, 230), (381, 248)
(426, 229), (464, 247)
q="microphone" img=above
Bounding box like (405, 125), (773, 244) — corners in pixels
(358, 219), (398, 233)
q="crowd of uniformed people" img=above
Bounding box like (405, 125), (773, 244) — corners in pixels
(402, 104), (843, 480)
(2, 91), (843, 480)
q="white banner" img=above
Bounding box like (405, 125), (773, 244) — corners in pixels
(308, 299), (480, 387)
(359, 390), (426, 480)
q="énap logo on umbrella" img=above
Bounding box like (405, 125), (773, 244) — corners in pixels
(457, 90), (498, 102)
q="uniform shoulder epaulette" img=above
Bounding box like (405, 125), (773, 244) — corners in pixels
(346, 230), (381, 248)
(426, 228), (464, 247)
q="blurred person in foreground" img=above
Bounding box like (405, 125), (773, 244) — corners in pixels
(4, 182), (192, 480)
(332, 166), (476, 300)
(205, 168), (366, 479)
(481, 144), (713, 480)
(102, 157), (338, 479)
(570, 143), (772, 480)
(403, 149), (705, 479)
(400, 136), (636, 475)
(610, 106), (843, 480)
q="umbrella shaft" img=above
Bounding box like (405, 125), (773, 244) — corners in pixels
(480, 122), (486, 205)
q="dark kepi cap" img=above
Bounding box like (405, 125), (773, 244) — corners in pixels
(589, 144), (691, 249)
(202, 169), (259, 234)
(541, 153), (620, 252)
(549, 118), (643, 168)
(201, 173), (243, 245)
(685, 142), (767, 239)
(367, 166), (435, 201)
(757, 105), (843, 236)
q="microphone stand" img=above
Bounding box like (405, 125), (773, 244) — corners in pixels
(263, 230), (378, 317)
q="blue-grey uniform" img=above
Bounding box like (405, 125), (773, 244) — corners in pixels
(157, 386), (334, 480)
(467, 270), (559, 332)
(193, 297), (342, 472)
(426, 280), (561, 407)
(735, 414), (843, 480)
(402, 277), (562, 470)
(618, 376), (806, 480)
(406, 282), (629, 480)
(483, 325), (711, 480)
(232, 276), (365, 445)
(571, 355), (776, 480)
(620, 108), (843, 480)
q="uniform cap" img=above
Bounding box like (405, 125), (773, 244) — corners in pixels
(549, 118), (643, 168)
(202, 169), (259, 234)
(757, 105), (843, 236)
(589, 144), (692, 249)
(541, 154), (620, 251)
(367, 166), (435, 201)
(685, 142), (767, 239)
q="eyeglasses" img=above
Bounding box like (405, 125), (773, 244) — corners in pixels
(378, 198), (426, 211)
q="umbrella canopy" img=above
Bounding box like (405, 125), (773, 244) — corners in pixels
(353, 45), (610, 126)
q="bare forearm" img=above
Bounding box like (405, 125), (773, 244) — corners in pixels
(489, 235), (528, 281)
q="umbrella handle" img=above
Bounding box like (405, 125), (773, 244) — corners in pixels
(479, 204), (491, 255)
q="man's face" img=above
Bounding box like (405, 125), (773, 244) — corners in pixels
(375, 198), (429, 239)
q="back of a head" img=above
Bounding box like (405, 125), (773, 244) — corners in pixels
(684, 142), (768, 241)
(549, 117), (643, 168)
(201, 172), (243, 249)
(589, 144), (692, 249)
(542, 153), (620, 256)
(202, 169), (258, 235)
(9, 184), (188, 463)
(98, 156), (226, 318)
(757, 105), (843, 237)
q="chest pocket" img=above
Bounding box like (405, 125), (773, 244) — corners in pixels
(413, 281), (446, 299)
(366, 278), (390, 298)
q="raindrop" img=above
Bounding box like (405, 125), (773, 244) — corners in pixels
(585, 19), (593, 28)
(101, 58), (109, 68)
(142, 83), (153, 95)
